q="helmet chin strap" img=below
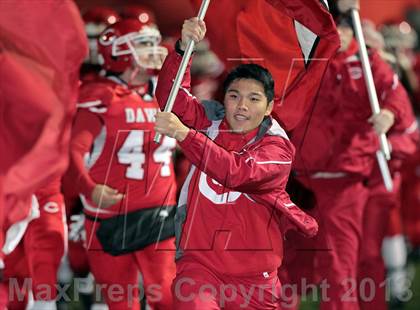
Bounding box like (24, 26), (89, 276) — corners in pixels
(123, 63), (151, 87)
(128, 66), (141, 85)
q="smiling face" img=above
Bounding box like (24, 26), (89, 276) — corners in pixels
(224, 78), (273, 134)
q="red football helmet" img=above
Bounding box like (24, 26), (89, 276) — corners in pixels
(83, 6), (120, 35)
(120, 5), (157, 27)
(82, 7), (120, 65)
(97, 18), (168, 73)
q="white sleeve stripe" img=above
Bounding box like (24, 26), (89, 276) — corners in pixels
(244, 194), (256, 203)
(245, 157), (254, 164)
(256, 160), (292, 165)
(77, 100), (102, 108)
(284, 202), (296, 207)
(173, 78), (196, 100)
(405, 120), (418, 134)
(180, 86), (197, 99)
(88, 107), (108, 113)
(311, 172), (347, 179)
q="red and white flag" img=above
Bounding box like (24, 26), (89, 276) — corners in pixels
(0, 0), (88, 250)
(191, 0), (340, 131)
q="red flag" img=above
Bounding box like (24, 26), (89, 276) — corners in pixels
(191, 0), (340, 131)
(0, 1), (88, 236)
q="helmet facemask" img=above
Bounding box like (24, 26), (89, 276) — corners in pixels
(112, 26), (168, 70)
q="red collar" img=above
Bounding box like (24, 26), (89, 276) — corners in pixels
(218, 119), (260, 151)
(335, 39), (359, 61)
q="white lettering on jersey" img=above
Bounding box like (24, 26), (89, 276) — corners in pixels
(117, 130), (175, 180)
(125, 108), (135, 123)
(144, 108), (157, 122)
(136, 109), (146, 123)
(154, 136), (177, 177)
(117, 130), (146, 180)
(125, 108), (146, 123)
(198, 172), (241, 204)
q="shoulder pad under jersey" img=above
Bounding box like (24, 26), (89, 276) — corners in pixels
(77, 77), (116, 113)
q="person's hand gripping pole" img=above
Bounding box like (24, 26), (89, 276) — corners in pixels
(340, 0), (393, 191)
(154, 0), (211, 143)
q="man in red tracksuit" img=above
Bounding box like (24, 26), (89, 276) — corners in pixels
(279, 4), (410, 310)
(69, 19), (176, 310)
(358, 87), (418, 309)
(154, 18), (317, 310)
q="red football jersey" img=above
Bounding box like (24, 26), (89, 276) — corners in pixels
(70, 76), (177, 219)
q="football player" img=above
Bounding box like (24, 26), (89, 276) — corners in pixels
(68, 18), (176, 310)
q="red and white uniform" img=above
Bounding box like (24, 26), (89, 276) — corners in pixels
(156, 50), (316, 309)
(71, 76), (177, 218)
(280, 40), (409, 310)
(0, 178), (66, 307)
(358, 89), (418, 310)
(69, 76), (177, 310)
(26, 179), (67, 302)
(292, 40), (405, 177)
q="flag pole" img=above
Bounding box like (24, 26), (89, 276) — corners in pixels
(350, 8), (393, 192)
(154, 0), (211, 143)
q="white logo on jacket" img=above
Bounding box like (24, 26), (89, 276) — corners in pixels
(198, 172), (241, 204)
(43, 202), (60, 213)
(348, 66), (363, 80)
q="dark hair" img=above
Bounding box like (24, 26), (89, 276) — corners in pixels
(336, 14), (354, 30)
(327, 0), (340, 20)
(223, 63), (275, 102)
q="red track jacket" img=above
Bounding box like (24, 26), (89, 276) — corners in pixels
(156, 51), (317, 275)
(292, 40), (409, 178)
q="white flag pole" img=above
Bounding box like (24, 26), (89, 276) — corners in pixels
(154, 0), (211, 143)
(350, 8), (393, 191)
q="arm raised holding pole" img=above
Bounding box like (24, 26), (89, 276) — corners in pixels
(154, 0), (211, 143)
(338, 0), (394, 191)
